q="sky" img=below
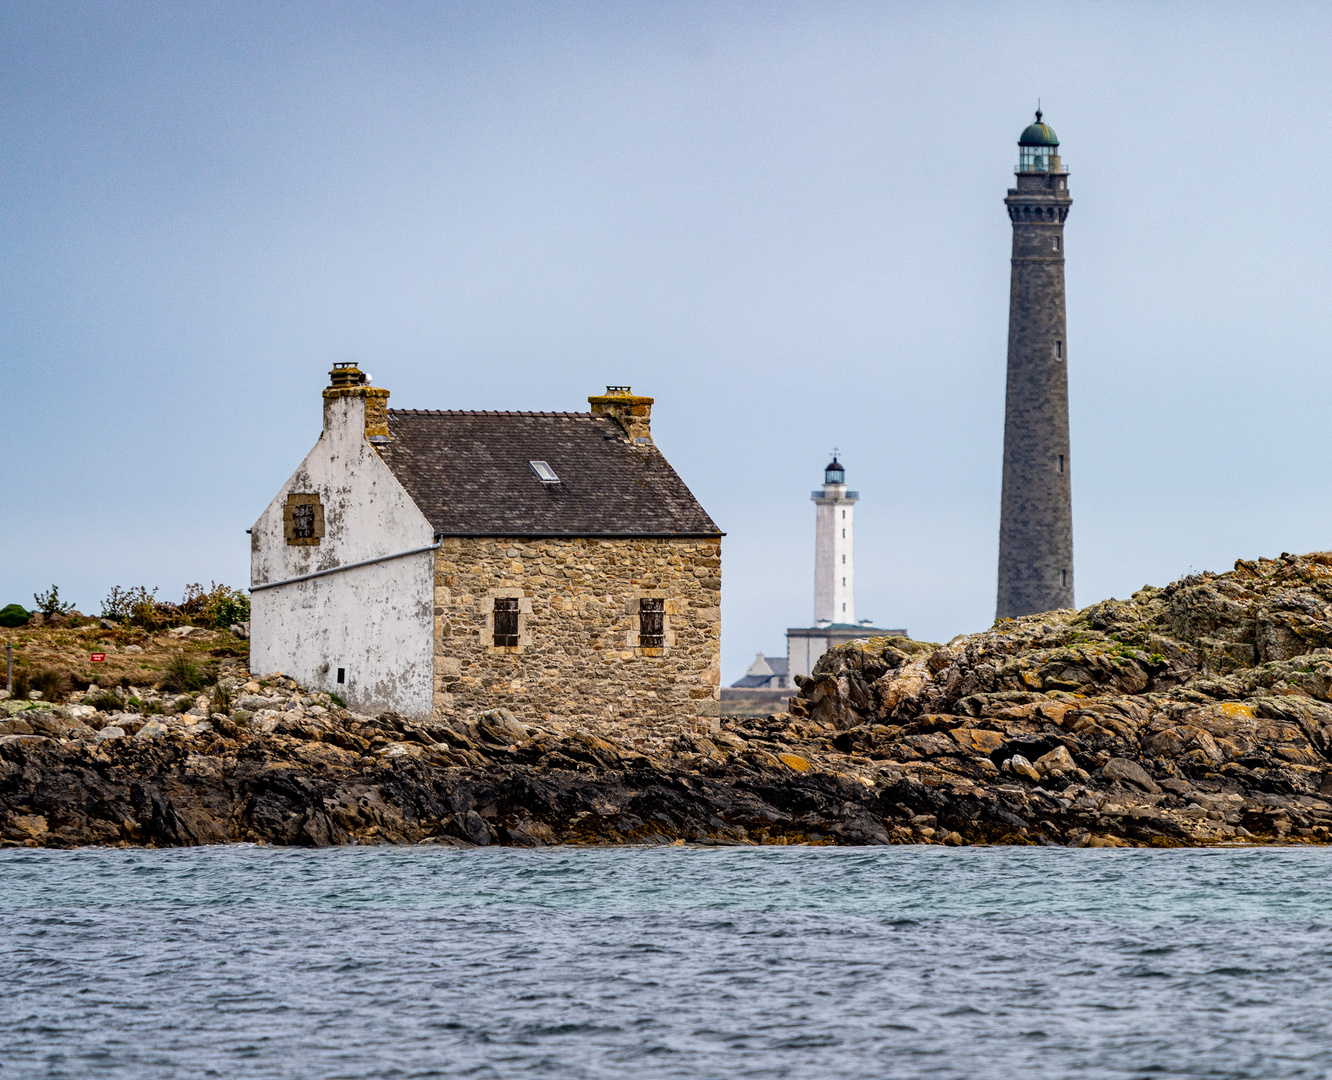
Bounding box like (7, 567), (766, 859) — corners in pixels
(3, 1), (1332, 683)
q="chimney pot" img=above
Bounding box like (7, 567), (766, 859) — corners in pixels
(328, 362), (368, 388)
(588, 387), (654, 442)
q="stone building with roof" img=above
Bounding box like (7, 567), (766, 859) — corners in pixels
(250, 366), (722, 745)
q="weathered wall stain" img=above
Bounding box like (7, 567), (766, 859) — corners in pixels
(251, 393), (435, 718)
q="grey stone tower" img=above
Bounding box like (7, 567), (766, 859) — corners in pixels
(996, 110), (1074, 619)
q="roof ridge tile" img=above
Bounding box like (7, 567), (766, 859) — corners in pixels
(388, 408), (595, 418)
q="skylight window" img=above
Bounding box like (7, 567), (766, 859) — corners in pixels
(529, 460), (559, 483)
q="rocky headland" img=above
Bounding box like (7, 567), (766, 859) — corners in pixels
(7, 552), (1332, 848)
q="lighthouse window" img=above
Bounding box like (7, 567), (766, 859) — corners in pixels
(842, 577), (846, 586)
(842, 603), (846, 612)
(1058, 455), (1065, 473)
(842, 529), (845, 538)
(841, 554), (845, 564)
(841, 510), (845, 519)
(1055, 340), (1062, 359)
(1061, 569), (1068, 587)
(1052, 236), (1059, 251)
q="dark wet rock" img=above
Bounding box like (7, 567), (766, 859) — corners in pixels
(10, 554), (1332, 848)
(1102, 757), (1160, 793)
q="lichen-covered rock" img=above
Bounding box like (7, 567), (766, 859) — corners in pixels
(782, 551), (1332, 844)
(8, 553), (1332, 849)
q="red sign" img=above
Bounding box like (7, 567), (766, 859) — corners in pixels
(90, 653), (106, 662)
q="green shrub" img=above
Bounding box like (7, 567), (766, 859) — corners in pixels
(329, 691), (346, 708)
(102, 586), (148, 623)
(101, 582), (250, 631)
(101, 586), (168, 629)
(181, 582), (251, 630)
(0, 604), (30, 628)
(33, 586), (74, 616)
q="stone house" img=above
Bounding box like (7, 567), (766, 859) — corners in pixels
(731, 652), (792, 691)
(250, 366), (722, 746)
(720, 652), (795, 718)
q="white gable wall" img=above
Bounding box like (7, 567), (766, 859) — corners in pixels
(250, 394), (435, 718)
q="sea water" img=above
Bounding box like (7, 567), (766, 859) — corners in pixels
(3, 845), (1331, 1078)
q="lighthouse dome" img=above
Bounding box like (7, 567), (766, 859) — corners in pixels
(1019, 110), (1059, 147)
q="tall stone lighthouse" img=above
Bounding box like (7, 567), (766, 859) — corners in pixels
(996, 110), (1075, 619)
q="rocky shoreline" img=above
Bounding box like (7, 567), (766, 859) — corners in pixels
(7, 552), (1332, 848)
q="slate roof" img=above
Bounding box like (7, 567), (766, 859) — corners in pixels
(731, 655), (790, 689)
(378, 410), (722, 538)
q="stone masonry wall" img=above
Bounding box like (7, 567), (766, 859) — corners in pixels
(997, 169), (1075, 620)
(432, 536), (721, 750)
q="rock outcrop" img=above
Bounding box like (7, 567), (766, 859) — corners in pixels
(7, 552), (1332, 848)
(0, 690), (906, 848)
(788, 551), (1332, 844)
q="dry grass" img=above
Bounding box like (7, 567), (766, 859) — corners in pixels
(0, 624), (248, 696)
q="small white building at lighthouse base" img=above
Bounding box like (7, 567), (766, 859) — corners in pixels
(723, 455), (908, 714)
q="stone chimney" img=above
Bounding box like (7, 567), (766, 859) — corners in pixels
(588, 385), (653, 443)
(323, 363), (391, 443)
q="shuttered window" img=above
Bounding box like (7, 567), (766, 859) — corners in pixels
(291, 504), (315, 538)
(639, 598), (664, 648)
(493, 598), (519, 647)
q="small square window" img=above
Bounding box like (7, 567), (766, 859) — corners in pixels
(639, 598), (664, 649)
(283, 493), (324, 546)
(494, 598), (519, 647)
(291, 503), (315, 538)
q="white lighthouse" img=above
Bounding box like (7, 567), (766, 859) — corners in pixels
(783, 455), (907, 681)
(813, 455), (855, 624)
